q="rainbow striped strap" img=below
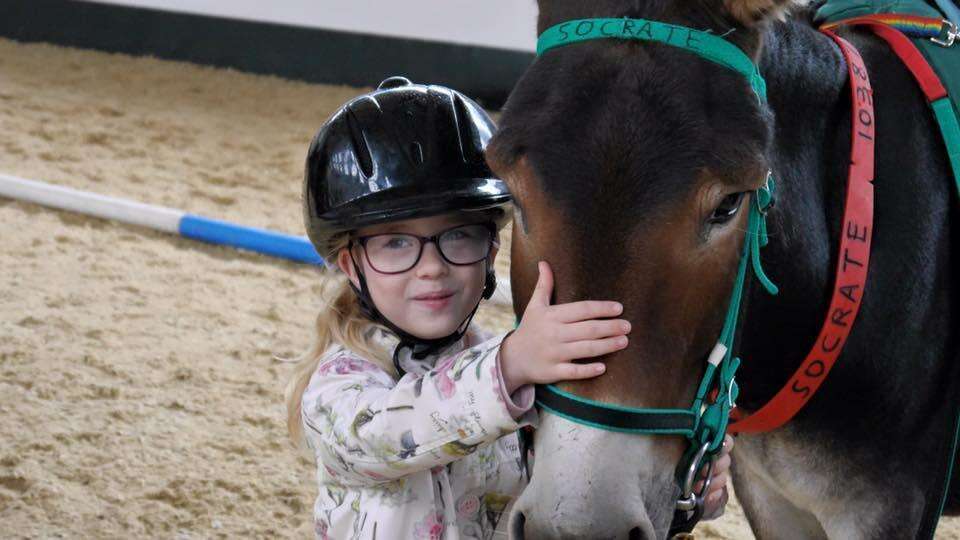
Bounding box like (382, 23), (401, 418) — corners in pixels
(822, 14), (958, 45)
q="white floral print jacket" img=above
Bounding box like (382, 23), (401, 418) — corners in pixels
(301, 329), (537, 540)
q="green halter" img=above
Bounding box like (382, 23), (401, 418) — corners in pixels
(532, 19), (780, 523)
(537, 18), (768, 102)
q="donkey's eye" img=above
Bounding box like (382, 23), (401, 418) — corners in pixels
(709, 192), (746, 224)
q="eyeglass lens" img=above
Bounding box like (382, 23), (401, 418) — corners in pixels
(361, 224), (493, 274)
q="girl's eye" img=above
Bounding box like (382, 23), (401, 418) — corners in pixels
(383, 236), (414, 249)
(709, 192), (746, 224)
(442, 225), (487, 243)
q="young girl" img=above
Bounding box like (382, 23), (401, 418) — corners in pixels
(287, 77), (732, 539)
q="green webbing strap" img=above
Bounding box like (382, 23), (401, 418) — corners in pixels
(719, 179), (779, 347)
(537, 18), (768, 103)
(815, 0), (942, 24)
(932, 98), (960, 198)
(905, 27), (960, 205)
(702, 179), (778, 451)
(536, 384), (698, 436)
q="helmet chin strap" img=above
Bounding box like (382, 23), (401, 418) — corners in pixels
(348, 250), (489, 376)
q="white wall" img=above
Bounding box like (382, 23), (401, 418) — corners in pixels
(83, 0), (539, 51)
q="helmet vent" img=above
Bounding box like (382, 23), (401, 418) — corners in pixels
(345, 108), (374, 178)
(409, 141), (424, 166)
(452, 95), (482, 164)
(378, 76), (412, 90)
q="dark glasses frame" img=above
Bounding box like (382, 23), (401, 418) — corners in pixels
(352, 222), (497, 275)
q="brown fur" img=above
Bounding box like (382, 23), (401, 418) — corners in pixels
(723, 0), (805, 25)
(496, 158), (762, 410)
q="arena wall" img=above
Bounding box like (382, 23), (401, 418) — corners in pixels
(0, 0), (538, 107)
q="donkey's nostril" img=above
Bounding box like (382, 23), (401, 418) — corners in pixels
(509, 510), (526, 540)
(629, 525), (655, 540)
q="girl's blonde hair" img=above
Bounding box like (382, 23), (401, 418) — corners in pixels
(284, 236), (393, 444)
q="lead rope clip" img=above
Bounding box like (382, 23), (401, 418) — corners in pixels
(933, 19), (958, 47)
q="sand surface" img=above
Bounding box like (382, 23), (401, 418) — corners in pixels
(0, 38), (957, 539)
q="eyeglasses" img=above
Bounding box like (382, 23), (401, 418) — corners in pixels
(353, 223), (496, 274)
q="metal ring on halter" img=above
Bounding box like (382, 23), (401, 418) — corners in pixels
(757, 170), (774, 216)
(676, 441), (714, 512)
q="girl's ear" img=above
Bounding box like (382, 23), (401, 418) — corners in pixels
(337, 247), (361, 288)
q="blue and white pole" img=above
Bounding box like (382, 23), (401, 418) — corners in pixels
(0, 173), (513, 305)
(0, 173), (322, 264)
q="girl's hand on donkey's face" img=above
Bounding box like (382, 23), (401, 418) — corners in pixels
(499, 261), (631, 394)
(697, 434), (734, 520)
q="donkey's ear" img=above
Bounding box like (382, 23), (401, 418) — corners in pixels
(721, 0), (807, 26)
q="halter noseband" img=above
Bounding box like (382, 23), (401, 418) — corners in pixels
(534, 17), (780, 532)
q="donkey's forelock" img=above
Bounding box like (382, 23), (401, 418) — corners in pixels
(722, 0), (812, 26)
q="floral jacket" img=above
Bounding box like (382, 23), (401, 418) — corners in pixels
(301, 328), (537, 539)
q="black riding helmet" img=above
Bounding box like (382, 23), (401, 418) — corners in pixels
(304, 76), (510, 256)
(303, 77), (512, 369)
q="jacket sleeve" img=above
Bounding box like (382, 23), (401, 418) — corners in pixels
(301, 334), (537, 487)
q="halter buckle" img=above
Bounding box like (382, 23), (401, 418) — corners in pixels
(932, 20), (958, 47)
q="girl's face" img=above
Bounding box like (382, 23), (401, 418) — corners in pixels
(338, 213), (498, 340)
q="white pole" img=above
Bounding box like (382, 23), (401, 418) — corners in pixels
(0, 173), (183, 233)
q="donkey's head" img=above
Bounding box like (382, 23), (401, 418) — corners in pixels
(488, 1), (800, 538)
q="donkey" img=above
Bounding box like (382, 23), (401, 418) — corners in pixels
(486, 1), (959, 538)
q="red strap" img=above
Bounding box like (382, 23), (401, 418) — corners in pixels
(728, 31), (875, 434)
(837, 17), (948, 102)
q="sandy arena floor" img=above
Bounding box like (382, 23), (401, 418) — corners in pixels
(0, 38), (957, 539)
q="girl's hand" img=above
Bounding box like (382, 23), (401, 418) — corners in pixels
(699, 434), (734, 520)
(499, 261), (631, 394)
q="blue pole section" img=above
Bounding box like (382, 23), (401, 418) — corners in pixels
(179, 214), (324, 265)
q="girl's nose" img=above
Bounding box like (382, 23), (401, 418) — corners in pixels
(415, 242), (449, 278)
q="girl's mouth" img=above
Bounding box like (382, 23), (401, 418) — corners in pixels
(412, 291), (455, 309)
